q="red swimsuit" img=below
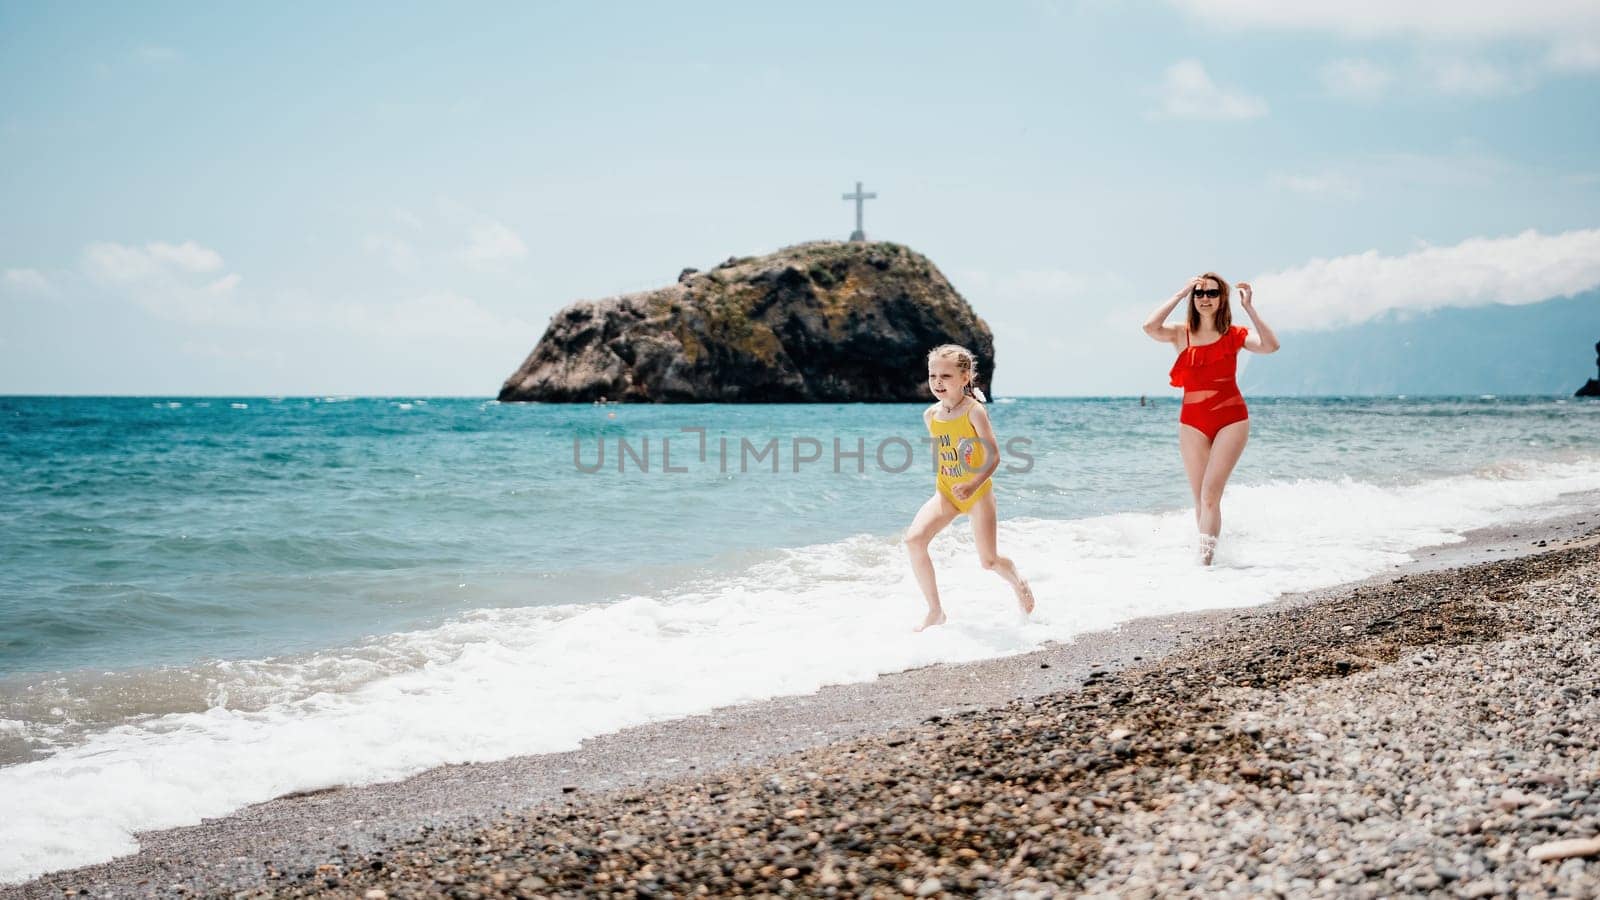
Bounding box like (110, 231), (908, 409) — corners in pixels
(1169, 325), (1249, 442)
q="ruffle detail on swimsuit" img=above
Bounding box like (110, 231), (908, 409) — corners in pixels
(1169, 325), (1248, 388)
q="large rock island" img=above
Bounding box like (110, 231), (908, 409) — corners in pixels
(498, 242), (995, 402)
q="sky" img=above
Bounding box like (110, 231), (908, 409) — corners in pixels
(1, 1), (1597, 396)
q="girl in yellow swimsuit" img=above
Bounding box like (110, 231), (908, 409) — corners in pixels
(904, 344), (1035, 632)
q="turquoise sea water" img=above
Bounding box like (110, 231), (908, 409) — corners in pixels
(3, 395), (1596, 677)
(4, 394), (1600, 884)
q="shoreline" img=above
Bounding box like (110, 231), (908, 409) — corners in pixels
(11, 500), (1600, 897)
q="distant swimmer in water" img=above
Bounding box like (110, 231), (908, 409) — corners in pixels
(1143, 273), (1280, 564)
(903, 344), (1035, 631)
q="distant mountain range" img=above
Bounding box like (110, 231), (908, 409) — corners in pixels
(1240, 291), (1600, 396)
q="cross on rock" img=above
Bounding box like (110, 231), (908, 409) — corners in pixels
(841, 180), (877, 242)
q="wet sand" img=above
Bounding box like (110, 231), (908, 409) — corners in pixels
(13, 502), (1599, 898)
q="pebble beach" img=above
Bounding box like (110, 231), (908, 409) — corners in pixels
(18, 511), (1599, 899)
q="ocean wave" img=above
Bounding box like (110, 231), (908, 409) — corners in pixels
(2, 457), (1598, 884)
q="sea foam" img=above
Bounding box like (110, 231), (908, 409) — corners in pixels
(2, 458), (1598, 884)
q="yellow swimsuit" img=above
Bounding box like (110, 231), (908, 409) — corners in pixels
(928, 404), (994, 514)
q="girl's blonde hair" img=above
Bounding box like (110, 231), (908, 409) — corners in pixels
(927, 344), (987, 402)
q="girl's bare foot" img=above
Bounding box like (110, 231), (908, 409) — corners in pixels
(915, 609), (947, 632)
(1198, 535), (1217, 566)
(1014, 579), (1035, 615)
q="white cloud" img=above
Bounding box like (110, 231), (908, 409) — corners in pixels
(82, 239), (244, 327)
(147, 240), (224, 273)
(1548, 38), (1600, 71)
(1149, 60), (1268, 120)
(83, 235), (540, 352)
(83, 242), (161, 282)
(1174, 0), (1599, 91)
(1320, 58), (1392, 100)
(458, 222), (528, 266)
(206, 273), (242, 294)
(1424, 58), (1529, 96)
(1253, 228), (1600, 331)
(84, 240), (224, 282)
(3, 268), (51, 293)
(1169, 0), (1600, 42)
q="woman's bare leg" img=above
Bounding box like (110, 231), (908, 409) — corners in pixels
(1179, 424), (1210, 529)
(1197, 419), (1250, 564)
(904, 492), (960, 630)
(967, 491), (1034, 614)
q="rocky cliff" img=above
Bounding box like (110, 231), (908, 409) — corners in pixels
(498, 241), (995, 402)
(1579, 340), (1600, 397)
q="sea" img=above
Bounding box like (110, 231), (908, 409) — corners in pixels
(3, 395), (1598, 883)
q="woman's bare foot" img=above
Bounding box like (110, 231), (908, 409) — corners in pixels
(1198, 535), (1217, 566)
(1014, 579), (1035, 615)
(914, 609), (947, 632)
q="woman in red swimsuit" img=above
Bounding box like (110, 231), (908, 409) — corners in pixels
(1143, 273), (1280, 564)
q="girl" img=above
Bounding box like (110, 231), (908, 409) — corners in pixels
(1143, 273), (1280, 564)
(904, 344), (1035, 631)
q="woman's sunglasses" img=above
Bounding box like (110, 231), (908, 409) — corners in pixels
(1191, 288), (1222, 299)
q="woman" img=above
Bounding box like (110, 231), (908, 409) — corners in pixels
(1143, 273), (1280, 564)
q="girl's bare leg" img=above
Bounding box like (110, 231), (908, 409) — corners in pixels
(1197, 419), (1250, 564)
(905, 492), (959, 630)
(967, 491), (1034, 615)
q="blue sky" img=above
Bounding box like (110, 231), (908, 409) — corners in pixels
(2, 1), (1597, 395)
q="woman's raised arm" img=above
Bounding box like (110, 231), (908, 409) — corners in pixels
(1236, 282), (1280, 354)
(1144, 276), (1200, 344)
